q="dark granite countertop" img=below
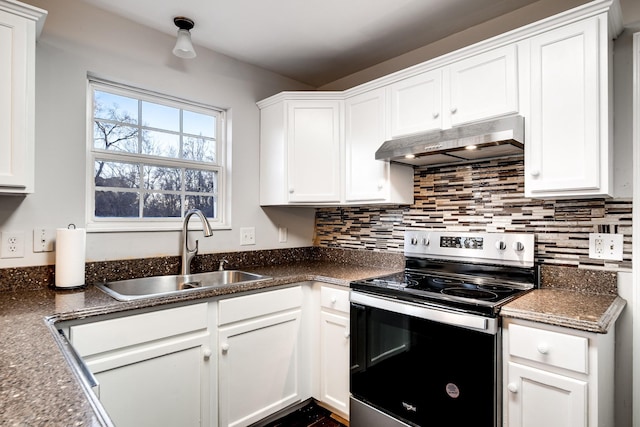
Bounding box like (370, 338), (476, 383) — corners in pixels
(500, 288), (626, 333)
(0, 261), (399, 426)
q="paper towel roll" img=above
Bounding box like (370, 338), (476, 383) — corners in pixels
(55, 227), (86, 288)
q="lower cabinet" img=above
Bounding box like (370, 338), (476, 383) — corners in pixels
(68, 303), (213, 427)
(503, 318), (614, 427)
(217, 285), (304, 427)
(318, 284), (350, 419)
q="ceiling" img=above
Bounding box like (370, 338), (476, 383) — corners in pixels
(81, 0), (557, 87)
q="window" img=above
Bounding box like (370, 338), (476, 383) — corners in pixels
(87, 78), (228, 231)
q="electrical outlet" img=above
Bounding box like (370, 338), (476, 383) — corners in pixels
(240, 227), (256, 245)
(589, 233), (623, 261)
(1, 231), (25, 258)
(33, 228), (56, 252)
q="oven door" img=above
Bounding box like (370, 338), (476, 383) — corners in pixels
(350, 291), (500, 427)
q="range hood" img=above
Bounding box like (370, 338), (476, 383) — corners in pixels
(375, 115), (524, 167)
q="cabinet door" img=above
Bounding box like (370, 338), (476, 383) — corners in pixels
(218, 310), (302, 427)
(0, 8), (37, 193)
(319, 310), (350, 418)
(447, 44), (518, 126)
(506, 362), (587, 427)
(345, 89), (389, 202)
(525, 16), (606, 197)
(287, 100), (341, 203)
(388, 69), (442, 138)
(91, 338), (211, 427)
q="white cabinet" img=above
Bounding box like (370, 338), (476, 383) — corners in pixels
(503, 318), (615, 427)
(259, 92), (413, 206)
(259, 96), (342, 205)
(317, 285), (350, 419)
(447, 44), (519, 126)
(525, 14), (612, 198)
(388, 69), (442, 137)
(387, 45), (518, 138)
(69, 303), (213, 427)
(0, 1), (46, 194)
(217, 286), (304, 427)
(345, 89), (413, 203)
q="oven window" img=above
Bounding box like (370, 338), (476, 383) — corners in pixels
(351, 303), (498, 426)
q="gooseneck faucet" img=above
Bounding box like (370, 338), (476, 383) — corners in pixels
(181, 209), (213, 276)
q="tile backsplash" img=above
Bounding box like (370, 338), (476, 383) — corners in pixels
(314, 158), (632, 272)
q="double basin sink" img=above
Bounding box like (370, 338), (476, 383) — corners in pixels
(96, 270), (271, 301)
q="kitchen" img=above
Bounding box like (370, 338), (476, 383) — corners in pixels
(1, 0), (639, 426)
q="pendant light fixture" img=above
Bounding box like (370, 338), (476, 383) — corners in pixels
(173, 16), (196, 59)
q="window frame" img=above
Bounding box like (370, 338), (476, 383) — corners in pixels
(85, 77), (231, 232)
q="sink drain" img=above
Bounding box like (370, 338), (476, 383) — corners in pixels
(182, 281), (202, 289)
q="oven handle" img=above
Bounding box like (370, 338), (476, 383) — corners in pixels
(350, 290), (499, 335)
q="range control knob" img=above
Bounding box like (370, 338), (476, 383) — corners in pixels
(422, 237), (430, 246)
(513, 241), (525, 252)
(410, 237), (418, 245)
(495, 240), (506, 251)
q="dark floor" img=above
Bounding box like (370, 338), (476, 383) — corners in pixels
(262, 401), (347, 427)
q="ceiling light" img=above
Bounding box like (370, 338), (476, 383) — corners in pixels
(465, 145), (478, 150)
(173, 17), (196, 59)
(405, 154), (416, 159)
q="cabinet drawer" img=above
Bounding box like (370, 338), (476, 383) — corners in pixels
(320, 286), (350, 313)
(218, 286), (302, 326)
(508, 323), (588, 374)
(70, 303), (208, 357)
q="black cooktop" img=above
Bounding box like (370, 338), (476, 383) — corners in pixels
(351, 259), (538, 317)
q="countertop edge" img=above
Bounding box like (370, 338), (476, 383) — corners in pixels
(501, 295), (627, 334)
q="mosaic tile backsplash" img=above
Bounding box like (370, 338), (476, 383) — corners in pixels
(314, 158), (632, 272)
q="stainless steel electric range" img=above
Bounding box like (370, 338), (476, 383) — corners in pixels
(349, 229), (537, 427)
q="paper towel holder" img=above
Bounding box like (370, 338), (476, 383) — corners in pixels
(51, 224), (88, 292)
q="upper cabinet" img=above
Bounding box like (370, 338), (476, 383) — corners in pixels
(0, 1), (46, 195)
(258, 0), (621, 205)
(524, 13), (613, 198)
(387, 45), (518, 139)
(447, 45), (519, 127)
(259, 92), (413, 206)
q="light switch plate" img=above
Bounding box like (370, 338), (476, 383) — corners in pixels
(588, 233), (623, 261)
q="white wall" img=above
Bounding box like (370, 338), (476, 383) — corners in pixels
(0, 0), (316, 267)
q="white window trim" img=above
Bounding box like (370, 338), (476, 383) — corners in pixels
(85, 76), (232, 232)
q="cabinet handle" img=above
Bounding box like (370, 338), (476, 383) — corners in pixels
(203, 348), (212, 360)
(507, 383), (518, 393)
(537, 343), (550, 354)
(221, 342), (230, 353)
(432, 112), (439, 119)
(450, 107), (458, 114)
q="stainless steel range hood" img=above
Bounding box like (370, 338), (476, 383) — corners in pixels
(375, 114), (524, 167)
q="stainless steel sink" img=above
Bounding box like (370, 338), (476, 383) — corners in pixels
(95, 270), (271, 301)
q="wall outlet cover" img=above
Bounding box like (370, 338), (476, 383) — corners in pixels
(588, 233), (623, 261)
(240, 227), (256, 245)
(1, 231), (26, 258)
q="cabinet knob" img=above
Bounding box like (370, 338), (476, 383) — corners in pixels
(331, 295), (337, 304)
(221, 342), (230, 353)
(344, 330), (350, 339)
(288, 188), (294, 194)
(507, 383), (518, 393)
(450, 107), (458, 114)
(203, 348), (212, 360)
(530, 170), (540, 178)
(537, 342), (550, 354)
(432, 112), (439, 119)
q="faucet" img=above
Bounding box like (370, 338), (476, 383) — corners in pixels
(181, 209), (213, 276)
(218, 259), (229, 271)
